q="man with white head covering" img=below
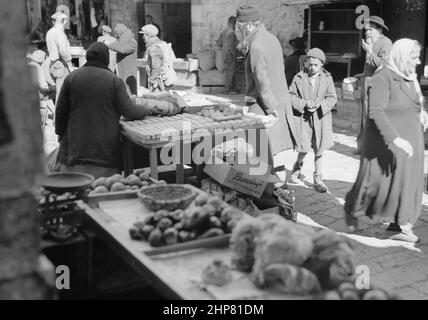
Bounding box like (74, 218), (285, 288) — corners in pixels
(140, 24), (177, 92)
(46, 11), (73, 102)
(108, 23), (138, 95)
(97, 25), (117, 72)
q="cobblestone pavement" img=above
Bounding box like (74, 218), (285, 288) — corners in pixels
(274, 128), (428, 300)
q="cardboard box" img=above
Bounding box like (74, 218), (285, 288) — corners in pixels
(203, 157), (273, 198)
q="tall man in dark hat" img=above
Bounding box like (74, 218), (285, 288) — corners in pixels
(236, 5), (297, 184)
(285, 37), (306, 86)
(356, 16), (392, 152)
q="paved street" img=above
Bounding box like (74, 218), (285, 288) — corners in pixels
(275, 128), (428, 299)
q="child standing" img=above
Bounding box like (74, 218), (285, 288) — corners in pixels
(288, 48), (337, 192)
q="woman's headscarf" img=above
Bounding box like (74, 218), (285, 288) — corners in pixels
(386, 38), (423, 108)
(84, 42), (110, 70)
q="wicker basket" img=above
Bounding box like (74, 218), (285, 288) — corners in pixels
(137, 184), (197, 211)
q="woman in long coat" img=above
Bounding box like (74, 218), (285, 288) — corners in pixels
(288, 48), (337, 193)
(108, 23), (138, 95)
(345, 39), (428, 243)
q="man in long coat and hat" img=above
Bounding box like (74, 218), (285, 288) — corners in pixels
(236, 5), (297, 182)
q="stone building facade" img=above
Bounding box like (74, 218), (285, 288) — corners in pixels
(191, 0), (307, 56)
(27, 0), (307, 57)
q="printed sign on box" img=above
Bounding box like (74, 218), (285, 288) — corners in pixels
(204, 158), (272, 198)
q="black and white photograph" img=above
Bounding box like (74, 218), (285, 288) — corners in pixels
(1, 0), (428, 304)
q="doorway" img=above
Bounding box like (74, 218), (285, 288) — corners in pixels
(139, 1), (191, 58)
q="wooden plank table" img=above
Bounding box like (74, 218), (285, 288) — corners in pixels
(79, 186), (314, 300)
(120, 113), (271, 184)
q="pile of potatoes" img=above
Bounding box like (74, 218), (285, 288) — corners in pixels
(129, 193), (245, 247)
(87, 169), (165, 196)
(324, 282), (399, 300)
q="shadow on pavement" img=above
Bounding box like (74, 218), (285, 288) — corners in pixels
(286, 170), (428, 253)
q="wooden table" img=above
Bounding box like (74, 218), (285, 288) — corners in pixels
(120, 113), (270, 184)
(79, 186), (310, 300)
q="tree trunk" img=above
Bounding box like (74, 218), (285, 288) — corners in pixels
(0, 1), (54, 299)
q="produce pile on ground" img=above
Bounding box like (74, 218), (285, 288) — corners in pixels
(129, 193), (245, 247)
(85, 169), (162, 195)
(230, 214), (355, 296)
(200, 179), (254, 213)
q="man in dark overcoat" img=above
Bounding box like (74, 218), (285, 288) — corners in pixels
(236, 5), (297, 181)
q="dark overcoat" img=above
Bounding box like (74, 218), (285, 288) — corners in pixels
(244, 24), (297, 155)
(289, 69), (337, 154)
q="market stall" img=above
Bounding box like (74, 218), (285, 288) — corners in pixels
(76, 179), (398, 300)
(36, 90), (399, 300)
(120, 91), (273, 184)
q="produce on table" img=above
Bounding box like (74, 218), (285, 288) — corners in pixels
(129, 192), (245, 246)
(324, 282), (399, 300)
(303, 230), (355, 289)
(252, 263), (321, 295)
(148, 228), (163, 247)
(201, 105), (243, 122)
(253, 221), (314, 269)
(163, 227), (179, 245)
(202, 260), (233, 286)
(200, 179), (252, 212)
(195, 193), (210, 206)
(230, 217), (264, 272)
(111, 182), (126, 192)
(91, 186), (109, 194)
(201, 179), (296, 220)
(199, 228), (225, 239)
(230, 214), (356, 295)
(87, 169), (153, 196)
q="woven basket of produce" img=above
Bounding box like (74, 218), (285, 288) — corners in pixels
(138, 184), (197, 211)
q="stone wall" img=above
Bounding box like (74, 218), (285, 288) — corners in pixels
(109, 0), (138, 36)
(191, 0), (307, 57)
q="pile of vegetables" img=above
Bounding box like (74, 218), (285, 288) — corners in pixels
(129, 193), (245, 247)
(324, 282), (399, 300)
(85, 169), (163, 195)
(200, 179), (253, 213)
(230, 214), (400, 299)
(231, 214), (354, 296)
